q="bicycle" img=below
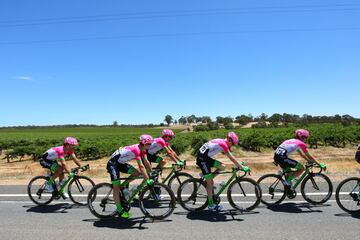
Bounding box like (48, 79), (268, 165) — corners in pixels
(87, 171), (176, 220)
(177, 167), (262, 212)
(335, 176), (360, 213)
(257, 162), (332, 205)
(27, 164), (94, 206)
(153, 160), (193, 198)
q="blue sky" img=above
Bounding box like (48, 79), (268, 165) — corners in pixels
(0, 0), (359, 126)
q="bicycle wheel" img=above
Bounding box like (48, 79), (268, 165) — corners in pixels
(68, 176), (95, 206)
(138, 182), (176, 220)
(227, 177), (262, 211)
(177, 178), (208, 211)
(87, 183), (117, 219)
(335, 177), (360, 213)
(27, 176), (55, 205)
(257, 174), (286, 205)
(167, 172), (193, 200)
(301, 173), (333, 204)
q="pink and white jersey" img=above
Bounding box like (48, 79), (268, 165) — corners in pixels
(44, 146), (74, 161)
(147, 137), (169, 155)
(199, 139), (230, 157)
(111, 144), (146, 164)
(279, 139), (308, 155)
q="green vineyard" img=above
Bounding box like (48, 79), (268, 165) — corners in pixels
(0, 124), (359, 162)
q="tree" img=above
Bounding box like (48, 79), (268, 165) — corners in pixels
(201, 116), (212, 123)
(112, 121), (118, 127)
(268, 113), (282, 123)
(164, 115), (173, 126)
(235, 114), (252, 125)
(178, 116), (187, 125)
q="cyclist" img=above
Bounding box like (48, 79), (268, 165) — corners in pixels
(274, 129), (326, 187)
(106, 134), (154, 219)
(146, 129), (183, 170)
(40, 137), (83, 196)
(356, 144), (360, 163)
(196, 131), (248, 211)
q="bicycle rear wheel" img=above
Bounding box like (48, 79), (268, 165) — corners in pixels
(301, 173), (332, 204)
(27, 176), (55, 205)
(68, 176), (95, 206)
(227, 178), (262, 211)
(177, 178), (208, 211)
(87, 183), (117, 218)
(138, 183), (176, 220)
(257, 174), (286, 205)
(335, 177), (360, 213)
(167, 172), (193, 200)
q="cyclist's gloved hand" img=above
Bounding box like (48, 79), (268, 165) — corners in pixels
(146, 179), (154, 186)
(319, 163), (327, 170)
(68, 172), (75, 178)
(176, 160), (184, 166)
(242, 166), (250, 173)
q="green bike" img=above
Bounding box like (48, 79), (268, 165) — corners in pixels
(27, 164), (94, 206)
(177, 167), (262, 211)
(87, 171), (176, 220)
(153, 160), (193, 198)
(257, 162), (332, 205)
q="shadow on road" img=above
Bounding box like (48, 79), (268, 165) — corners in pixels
(266, 203), (328, 213)
(83, 217), (172, 230)
(174, 209), (258, 222)
(24, 203), (85, 213)
(334, 212), (360, 219)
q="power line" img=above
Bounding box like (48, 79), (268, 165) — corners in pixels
(0, 4), (359, 28)
(1, 27), (359, 45)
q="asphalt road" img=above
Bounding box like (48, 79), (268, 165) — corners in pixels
(0, 185), (359, 240)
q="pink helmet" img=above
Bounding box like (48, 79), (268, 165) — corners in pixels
(295, 129), (310, 139)
(162, 129), (174, 137)
(64, 137), (78, 146)
(227, 132), (239, 145)
(139, 134), (154, 145)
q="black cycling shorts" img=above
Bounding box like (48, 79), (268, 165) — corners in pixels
(196, 149), (217, 175)
(274, 147), (299, 169)
(106, 160), (132, 182)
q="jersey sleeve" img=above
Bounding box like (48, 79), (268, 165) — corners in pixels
(156, 138), (168, 148)
(298, 142), (308, 154)
(218, 141), (230, 154)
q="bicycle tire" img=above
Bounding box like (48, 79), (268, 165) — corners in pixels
(177, 178), (208, 211)
(301, 173), (332, 204)
(138, 182), (176, 219)
(335, 177), (360, 213)
(68, 176), (95, 206)
(87, 183), (117, 219)
(167, 172), (193, 200)
(257, 174), (286, 205)
(227, 177), (262, 211)
(27, 176), (55, 205)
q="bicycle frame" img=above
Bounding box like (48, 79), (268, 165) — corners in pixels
(282, 162), (322, 190)
(153, 161), (186, 185)
(205, 168), (247, 198)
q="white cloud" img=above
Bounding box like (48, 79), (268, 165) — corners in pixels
(14, 76), (37, 82)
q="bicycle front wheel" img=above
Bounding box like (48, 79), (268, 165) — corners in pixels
(301, 173), (333, 204)
(177, 178), (208, 211)
(227, 178), (262, 211)
(27, 176), (55, 205)
(87, 183), (117, 219)
(335, 177), (360, 213)
(138, 183), (176, 220)
(257, 174), (286, 205)
(68, 176), (95, 206)
(167, 172), (193, 200)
